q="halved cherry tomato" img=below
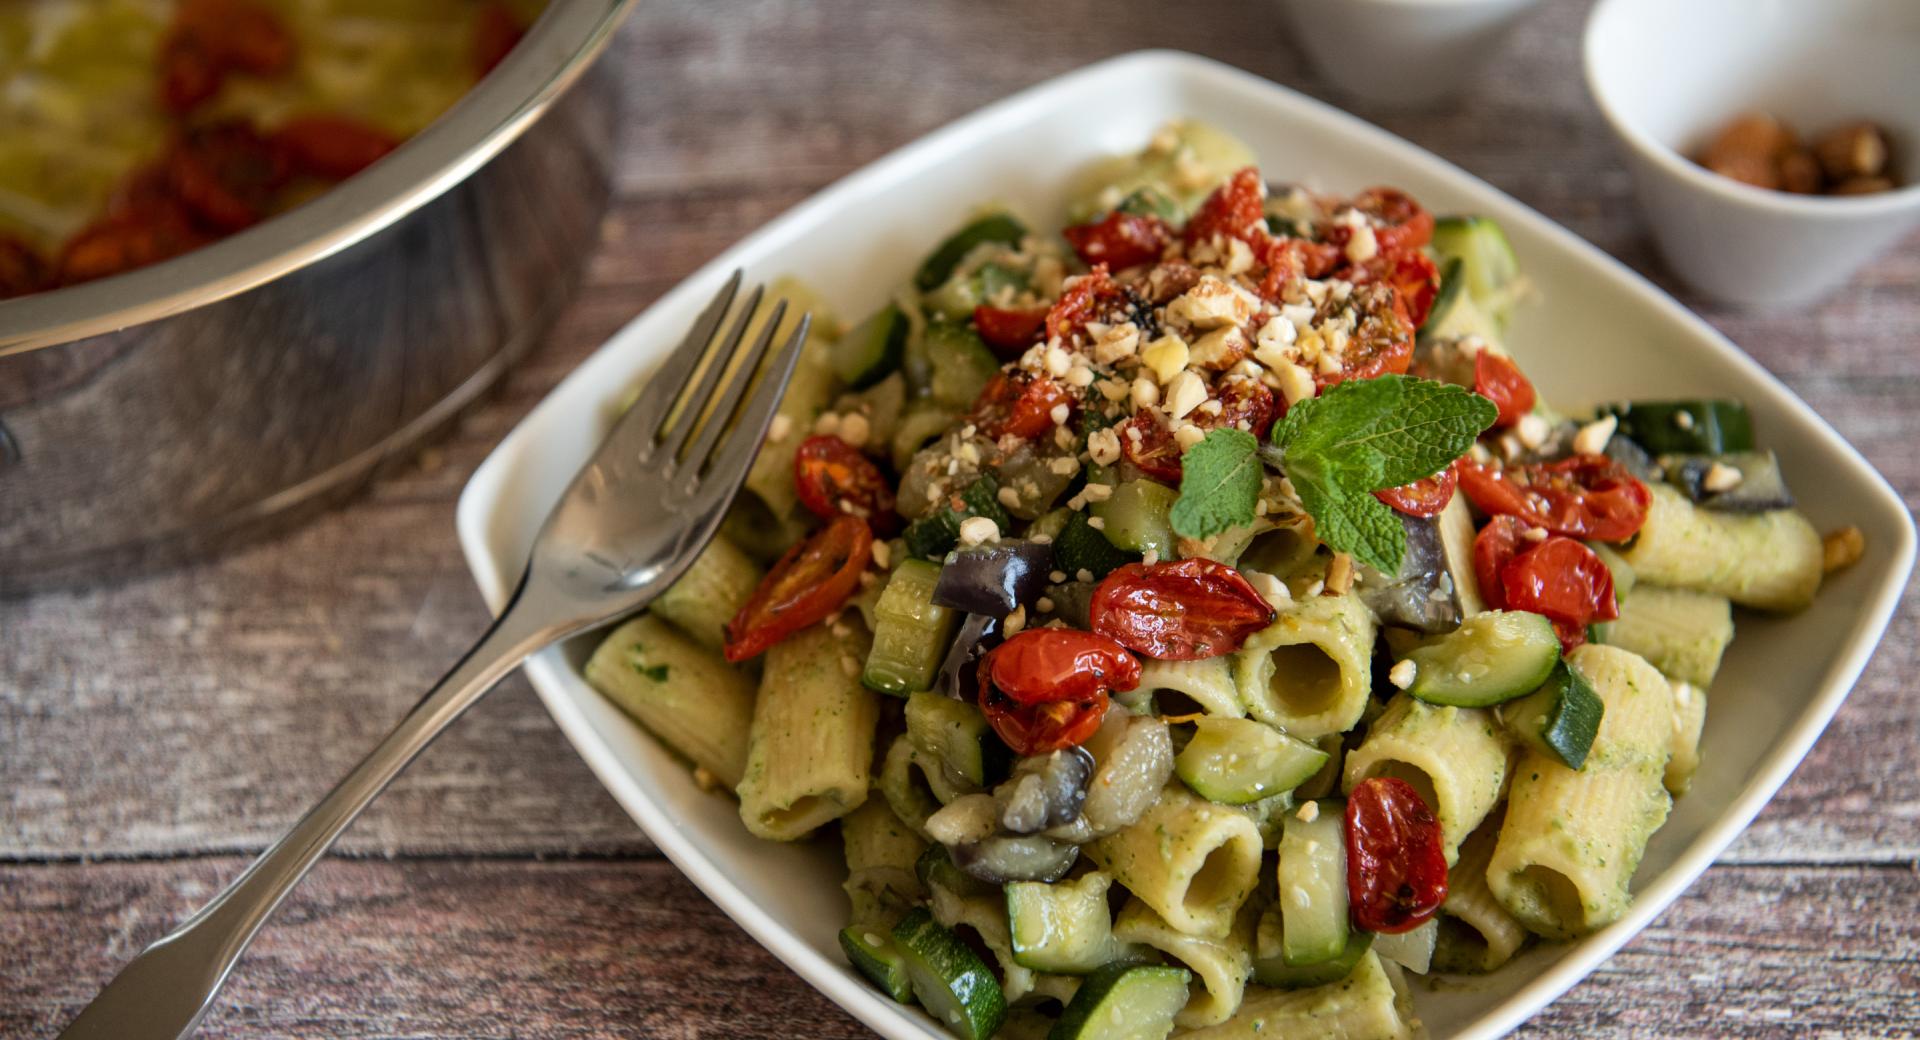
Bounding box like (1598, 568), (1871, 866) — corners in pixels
(981, 687), (1110, 757)
(1373, 463), (1458, 518)
(1346, 188), (1435, 254)
(1184, 167), (1266, 247)
(793, 435), (900, 535)
(472, 3), (527, 78)
(159, 0), (293, 113)
(166, 122), (290, 232)
(971, 370), (1075, 441)
(985, 628), (1141, 706)
(1471, 515), (1525, 612)
(1473, 350), (1537, 428)
(723, 514), (872, 662)
(1063, 211), (1171, 270)
(56, 206), (210, 286)
(1091, 559), (1277, 660)
(1253, 234), (1341, 302)
(1458, 455), (1652, 542)
(1340, 248), (1440, 330)
(1, 235), (47, 299)
(1212, 374), (1279, 439)
(273, 116), (399, 180)
(1119, 409), (1183, 484)
(1315, 283), (1414, 390)
(1502, 536), (1618, 631)
(1346, 776), (1448, 934)
(1043, 264), (1120, 343)
(972, 305), (1049, 356)
(1119, 378), (1278, 484)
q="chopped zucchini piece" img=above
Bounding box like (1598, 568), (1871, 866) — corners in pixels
(1046, 962), (1192, 1040)
(904, 474), (1012, 560)
(916, 213), (1028, 291)
(1404, 610), (1561, 707)
(1253, 907), (1373, 988)
(892, 907), (1008, 1040)
(841, 925), (915, 1002)
(907, 691), (1006, 787)
(1661, 450), (1793, 513)
(1174, 717), (1329, 805)
(1502, 659), (1605, 770)
(926, 321), (1001, 409)
(1422, 256), (1465, 334)
(1275, 800), (1349, 966)
(1599, 400), (1755, 455)
(1091, 479), (1179, 559)
(866, 561), (962, 696)
(833, 304), (908, 389)
(1429, 216), (1521, 331)
(1052, 510), (1139, 580)
(1007, 872), (1123, 974)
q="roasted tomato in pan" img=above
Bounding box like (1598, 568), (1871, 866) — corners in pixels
(1473, 349), (1537, 428)
(166, 121), (291, 232)
(980, 628), (1138, 756)
(0, 235), (48, 299)
(972, 305), (1050, 356)
(56, 205), (210, 286)
(1090, 559), (1276, 660)
(273, 116), (400, 180)
(971, 370), (1075, 441)
(794, 435), (900, 535)
(158, 0), (294, 113)
(1063, 211), (1171, 270)
(1346, 776), (1448, 933)
(1373, 463), (1458, 519)
(723, 514), (872, 662)
(1119, 378), (1278, 484)
(1458, 455), (1652, 542)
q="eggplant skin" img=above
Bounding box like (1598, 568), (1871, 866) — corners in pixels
(950, 834), (1080, 884)
(996, 748), (1094, 835)
(1357, 513), (1463, 635)
(933, 540), (1054, 616)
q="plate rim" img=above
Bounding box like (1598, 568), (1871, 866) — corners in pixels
(456, 47), (1917, 1040)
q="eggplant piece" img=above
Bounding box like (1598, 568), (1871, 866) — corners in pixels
(933, 541), (1053, 617)
(949, 834), (1080, 884)
(923, 793), (1000, 847)
(1604, 433), (1662, 482)
(1662, 451), (1794, 513)
(1356, 513), (1463, 634)
(995, 747), (1094, 835)
(935, 612), (1000, 700)
(1079, 713), (1174, 838)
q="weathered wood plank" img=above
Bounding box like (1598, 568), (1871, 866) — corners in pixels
(3, 858), (1914, 1038)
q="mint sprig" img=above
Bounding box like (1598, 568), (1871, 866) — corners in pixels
(1170, 428), (1263, 540)
(1272, 375), (1496, 574)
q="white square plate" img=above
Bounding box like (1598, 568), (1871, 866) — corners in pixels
(455, 51), (1914, 1039)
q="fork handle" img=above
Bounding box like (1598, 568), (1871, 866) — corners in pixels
(58, 577), (565, 1040)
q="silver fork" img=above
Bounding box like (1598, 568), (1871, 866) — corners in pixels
(58, 271), (808, 1040)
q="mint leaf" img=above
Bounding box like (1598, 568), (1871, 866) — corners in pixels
(1170, 428), (1262, 540)
(1273, 375), (1497, 490)
(1272, 375), (1496, 574)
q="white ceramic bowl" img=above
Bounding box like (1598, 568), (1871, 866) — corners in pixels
(1277, 0), (1544, 107)
(456, 51), (1914, 1040)
(1584, 0), (1920, 309)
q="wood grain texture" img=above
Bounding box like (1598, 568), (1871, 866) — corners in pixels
(2, 0), (1918, 1034)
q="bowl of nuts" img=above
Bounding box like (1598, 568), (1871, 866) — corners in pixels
(1583, 0), (1920, 309)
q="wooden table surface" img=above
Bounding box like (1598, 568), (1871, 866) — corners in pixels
(5, 0), (1917, 1036)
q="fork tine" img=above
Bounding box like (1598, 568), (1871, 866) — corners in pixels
(704, 314), (811, 488)
(682, 298), (789, 477)
(623, 270), (743, 451)
(657, 284), (766, 463)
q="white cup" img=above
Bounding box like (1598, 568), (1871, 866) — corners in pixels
(1584, 0), (1920, 310)
(1277, 0), (1546, 108)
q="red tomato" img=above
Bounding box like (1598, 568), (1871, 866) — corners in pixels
(273, 116), (399, 180)
(1043, 264), (1119, 343)
(1212, 375), (1279, 439)
(985, 629), (1142, 706)
(472, 3), (527, 77)
(1183, 167), (1266, 246)
(1119, 409), (1184, 484)
(1471, 515), (1526, 612)
(723, 514), (872, 662)
(1373, 463), (1458, 518)
(971, 370), (1075, 441)
(1473, 350), (1537, 428)
(1346, 776), (1449, 933)
(793, 435), (900, 535)
(166, 122), (291, 232)
(1552, 617), (1588, 654)
(1119, 379), (1278, 483)
(159, 31), (224, 113)
(0, 235), (47, 299)
(981, 687), (1111, 757)
(1346, 188), (1435, 254)
(1063, 211), (1171, 269)
(1254, 235), (1342, 302)
(972, 305), (1049, 356)
(159, 0), (294, 113)
(1315, 283), (1414, 391)
(1340, 248), (1440, 330)
(56, 207), (210, 286)
(1091, 559), (1277, 660)
(1458, 456), (1652, 542)
(1501, 536), (1619, 630)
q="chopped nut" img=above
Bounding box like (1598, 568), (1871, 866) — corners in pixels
(1274, 361), (1316, 407)
(1131, 376), (1161, 409)
(1246, 570), (1293, 611)
(1140, 334), (1191, 384)
(1325, 553), (1354, 595)
(1085, 516), (1106, 531)
(1295, 800), (1320, 822)
(1087, 427), (1122, 466)
(1702, 461), (1744, 493)
(1044, 344), (1073, 377)
(766, 414), (793, 443)
(1515, 413), (1551, 450)
(870, 540), (891, 570)
(1165, 275), (1258, 331)
(997, 486), (1023, 509)
(1173, 423), (1207, 449)
(1387, 659), (1417, 690)
(958, 516), (1000, 546)
(813, 412), (842, 437)
(1079, 482), (1114, 503)
(1188, 325), (1251, 371)
(1092, 321), (1142, 364)
(1815, 121), (1891, 181)
(1166, 371), (1208, 420)
(838, 412), (871, 448)
(1049, 455), (1080, 476)
(1049, 402), (1071, 426)
(1822, 525), (1865, 573)
(1003, 605), (1027, 635)
(1035, 596), (1055, 614)
(1572, 414), (1618, 456)
(1065, 363), (1096, 388)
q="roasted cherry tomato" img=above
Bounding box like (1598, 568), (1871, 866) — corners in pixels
(971, 370), (1075, 441)
(985, 628), (1142, 706)
(1063, 211), (1171, 270)
(1345, 188), (1435, 254)
(159, 0), (294, 113)
(1120, 378), (1278, 484)
(166, 122), (290, 232)
(1043, 264), (1120, 343)
(1183, 167), (1266, 247)
(723, 514), (872, 662)
(1341, 248), (1440, 330)
(472, 3), (528, 77)
(1119, 409), (1184, 484)
(1254, 234), (1342, 302)
(56, 206), (209, 286)
(1502, 536), (1619, 634)
(1316, 282), (1414, 390)
(273, 115), (399, 180)
(1471, 515), (1525, 612)
(981, 687), (1110, 757)
(0, 235), (48, 299)
(1091, 559), (1277, 660)
(1458, 455), (1652, 542)
(1212, 374), (1279, 439)
(1373, 463), (1458, 518)
(972, 305), (1049, 356)
(793, 435), (900, 535)
(1346, 776), (1448, 933)
(1473, 350), (1537, 428)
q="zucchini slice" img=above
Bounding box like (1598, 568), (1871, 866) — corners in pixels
(1404, 610), (1561, 708)
(892, 908), (1008, 1040)
(1598, 400), (1755, 455)
(1661, 450), (1794, 513)
(1174, 717), (1329, 805)
(1046, 962), (1192, 1040)
(1051, 510), (1139, 581)
(1502, 658), (1605, 770)
(916, 213), (1027, 291)
(840, 925), (915, 1002)
(906, 691), (1006, 788)
(1006, 872), (1121, 974)
(1091, 479), (1179, 559)
(916, 844), (997, 900)
(865, 560), (961, 696)
(1275, 800), (1349, 966)
(832, 304), (909, 389)
(1253, 907), (1373, 988)
(925, 321), (1001, 408)
(1429, 216), (1521, 331)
